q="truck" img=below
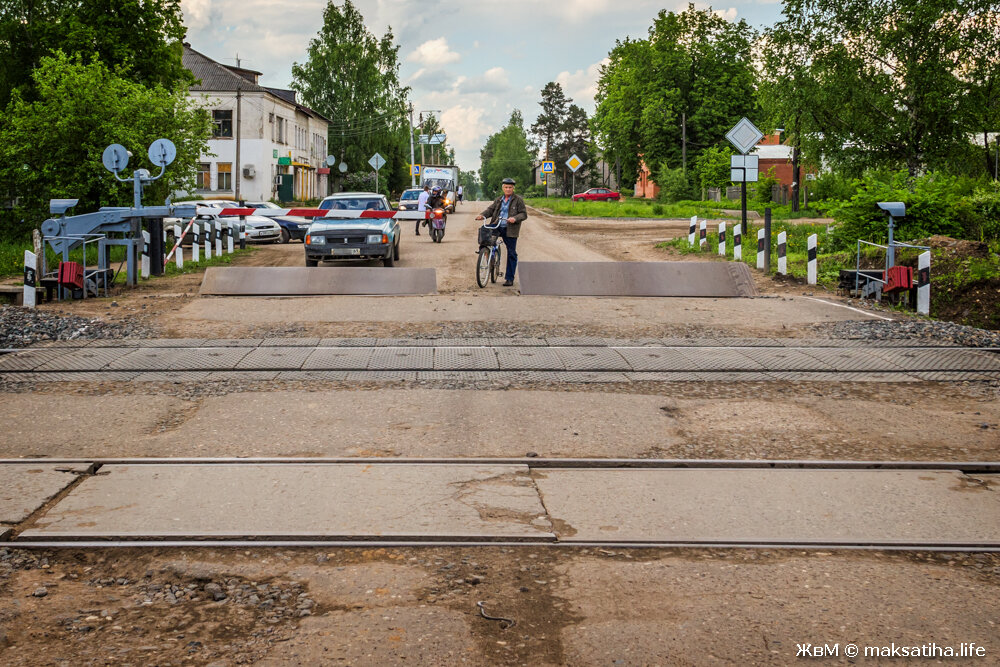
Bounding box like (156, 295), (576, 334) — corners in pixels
(421, 165), (460, 212)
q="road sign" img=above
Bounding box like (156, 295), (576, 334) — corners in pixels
(730, 154), (759, 182)
(369, 153), (386, 171)
(412, 164), (421, 176)
(726, 117), (764, 155)
(541, 161), (555, 174)
(418, 134), (447, 145)
(565, 154), (583, 173)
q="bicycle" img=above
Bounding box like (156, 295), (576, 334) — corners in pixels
(475, 221), (504, 288)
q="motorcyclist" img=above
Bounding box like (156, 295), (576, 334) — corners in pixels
(427, 185), (446, 210)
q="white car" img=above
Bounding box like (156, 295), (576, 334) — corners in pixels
(166, 201), (281, 244)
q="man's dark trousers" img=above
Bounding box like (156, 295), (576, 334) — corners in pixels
(498, 225), (518, 281)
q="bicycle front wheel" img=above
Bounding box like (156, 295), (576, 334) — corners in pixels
(476, 247), (491, 288)
(490, 242), (503, 283)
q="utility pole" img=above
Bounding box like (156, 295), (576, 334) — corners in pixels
(235, 86), (242, 201)
(419, 113), (425, 164)
(408, 105), (416, 187)
(681, 112), (687, 173)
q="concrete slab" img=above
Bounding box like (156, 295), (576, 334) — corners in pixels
(496, 347), (565, 370)
(518, 261), (758, 297)
(535, 469), (1000, 545)
(368, 347), (434, 370)
(236, 347), (313, 370)
(301, 347), (373, 370)
(0, 349), (72, 372)
(0, 465), (85, 524)
(20, 464), (554, 541)
(433, 347), (499, 370)
(556, 347), (630, 371)
(615, 347), (700, 372)
(871, 348), (1000, 371)
(199, 267), (437, 296)
(32, 347), (133, 371)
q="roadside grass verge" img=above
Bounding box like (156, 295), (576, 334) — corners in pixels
(525, 197), (730, 219)
(678, 199), (841, 220)
(0, 236), (253, 283)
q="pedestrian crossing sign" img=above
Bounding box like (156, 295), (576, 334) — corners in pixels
(542, 161), (555, 174)
(412, 164), (420, 176)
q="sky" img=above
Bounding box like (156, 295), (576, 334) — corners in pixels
(181, 0), (786, 172)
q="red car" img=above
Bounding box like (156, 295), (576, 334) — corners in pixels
(572, 188), (621, 202)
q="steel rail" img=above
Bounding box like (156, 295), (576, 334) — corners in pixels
(6, 540), (1000, 552)
(1, 458), (999, 472)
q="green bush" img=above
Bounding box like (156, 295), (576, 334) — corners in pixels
(955, 186), (1000, 242)
(655, 165), (695, 203)
(830, 170), (982, 251)
(619, 187), (634, 197)
(523, 184), (546, 198)
(810, 171), (856, 201)
(751, 167), (780, 204)
(652, 204), (664, 215)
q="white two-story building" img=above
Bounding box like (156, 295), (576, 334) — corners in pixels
(182, 45), (330, 202)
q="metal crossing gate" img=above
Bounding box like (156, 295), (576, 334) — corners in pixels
(517, 261), (758, 297)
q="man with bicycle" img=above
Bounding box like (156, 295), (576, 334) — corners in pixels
(475, 177), (527, 286)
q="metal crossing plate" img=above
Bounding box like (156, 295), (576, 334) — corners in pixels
(261, 338), (321, 347)
(106, 348), (179, 371)
(870, 348), (1000, 371)
(301, 348), (373, 370)
(615, 348), (700, 372)
(368, 347), (434, 370)
(165, 348), (254, 371)
(236, 347), (314, 370)
(199, 267), (437, 296)
(677, 348), (768, 372)
(496, 347), (565, 370)
(434, 347), (499, 370)
(0, 350), (72, 372)
(556, 347), (630, 371)
(738, 347), (836, 372)
(33, 347), (134, 372)
(518, 262), (758, 297)
(797, 348), (904, 372)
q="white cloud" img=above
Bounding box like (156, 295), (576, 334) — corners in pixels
(554, 58), (609, 111)
(181, 0), (212, 23)
(407, 37), (461, 66)
(440, 105), (491, 152)
(714, 7), (739, 21)
(456, 67), (510, 94)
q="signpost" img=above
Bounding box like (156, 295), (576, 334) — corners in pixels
(369, 152), (386, 194)
(542, 161), (554, 197)
(725, 117), (764, 256)
(565, 154), (583, 199)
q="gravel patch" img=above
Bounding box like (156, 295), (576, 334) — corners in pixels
(0, 304), (156, 348)
(812, 319), (1000, 348)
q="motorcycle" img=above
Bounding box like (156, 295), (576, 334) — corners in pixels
(429, 207), (447, 242)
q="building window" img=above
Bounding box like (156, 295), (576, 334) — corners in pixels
(276, 117), (286, 144)
(212, 110), (233, 138)
(217, 163), (232, 191)
(196, 163), (211, 190)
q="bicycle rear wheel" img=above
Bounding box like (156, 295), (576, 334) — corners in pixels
(476, 247), (491, 288)
(490, 241), (503, 283)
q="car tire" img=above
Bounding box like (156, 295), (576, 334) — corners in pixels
(305, 258), (318, 267)
(279, 229), (290, 244)
(383, 249), (394, 267)
(393, 239), (400, 260)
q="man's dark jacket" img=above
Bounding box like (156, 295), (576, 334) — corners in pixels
(480, 194), (528, 237)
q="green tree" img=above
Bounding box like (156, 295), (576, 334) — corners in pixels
(0, 52), (211, 236)
(693, 145), (733, 195)
(592, 5), (757, 187)
(764, 0), (1000, 177)
(479, 110), (535, 200)
(0, 0), (192, 106)
(291, 0), (410, 195)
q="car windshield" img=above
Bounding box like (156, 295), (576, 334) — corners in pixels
(249, 202), (280, 209)
(400, 191), (421, 200)
(319, 197), (386, 211)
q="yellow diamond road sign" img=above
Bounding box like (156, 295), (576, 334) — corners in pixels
(565, 154), (583, 173)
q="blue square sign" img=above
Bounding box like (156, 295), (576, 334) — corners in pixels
(542, 161), (555, 174)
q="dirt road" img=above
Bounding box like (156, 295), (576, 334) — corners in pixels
(1, 202), (998, 665)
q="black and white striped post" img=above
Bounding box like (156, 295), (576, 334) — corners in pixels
(141, 230), (150, 279)
(756, 229), (765, 270)
(699, 220), (707, 250)
(688, 216), (696, 246)
(807, 234), (817, 285)
(23, 250), (37, 308)
(214, 221), (223, 256)
(173, 225), (183, 268)
(226, 222), (235, 254)
(777, 231), (787, 275)
(204, 221), (212, 260)
(917, 251), (931, 315)
(718, 222), (726, 256)
(734, 223), (742, 261)
(192, 223), (200, 262)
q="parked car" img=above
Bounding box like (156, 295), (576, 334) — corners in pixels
(571, 188), (621, 202)
(246, 201), (311, 244)
(397, 188), (423, 211)
(165, 201), (281, 245)
(305, 192), (400, 267)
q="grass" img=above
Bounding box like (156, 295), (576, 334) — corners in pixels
(678, 198), (840, 220)
(0, 235), (253, 283)
(525, 197), (730, 219)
